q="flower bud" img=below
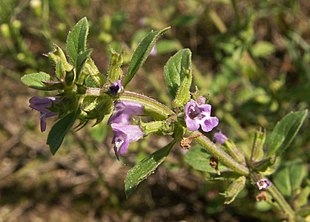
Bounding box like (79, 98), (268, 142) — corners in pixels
(221, 176), (246, 204)
(140, 121), (164, 135)
(223, 140), (246, 165)
(250, 128), (265, 162)
(107, 50), (123, 82)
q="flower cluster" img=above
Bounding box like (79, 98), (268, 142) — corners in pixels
(184, 97), (219, 133)
(29, 96), (59, 132)
(108, 101), (144, 158)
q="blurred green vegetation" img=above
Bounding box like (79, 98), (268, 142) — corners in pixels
(0, 0), (309, 221)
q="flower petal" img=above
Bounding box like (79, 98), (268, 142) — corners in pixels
(185, 117), (200, 131)
(201, 116), (219, 132)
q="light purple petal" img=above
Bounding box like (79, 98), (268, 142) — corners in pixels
(112, 132), (129, 157)
(184, 99), (197, 115)
(108, 101), (144, 125)
(199, 104), (211, 114)
(201, 117), (219, 132)
(111, 123), (144, 157)
(111, 123), (144, 142)
(185, 116), (200, 131)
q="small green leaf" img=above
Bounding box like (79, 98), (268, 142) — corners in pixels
(125, 141), (175, 198)
(47, 110), (80, 155)
(266, 110), (308, 157)
(273, 159), (308, 197)
(184, 145), (229, 173)
(123, 27), (170, 87)
(21, 72), (51, 89)
(164, 49), (192, 98)
(66, 17), (89, 67)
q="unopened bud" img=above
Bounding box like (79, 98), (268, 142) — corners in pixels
(221, 176), (246, 204)
(107, 50), (123, 82)
(140, 121), (163, 135)
(250, 128), (265, 162)
(223, 139), (246, 165)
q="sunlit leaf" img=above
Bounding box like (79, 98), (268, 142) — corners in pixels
(164, 49), (192, 98)
(21, 72), (51, 89)
(123, 27), (170, 87)
(66, 17), (89, 67)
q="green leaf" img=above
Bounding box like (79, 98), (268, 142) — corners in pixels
(266, 110), (308, 157)
(47, 110), (80, 155)
(66, 17), (89, 67)
(123, 27), (170, 87)
(273, 159), (308, 197)
(76, 49), (92, 77)
(124, 141), (175, 198)
(164, 49), (192, 98)
(184, 145), (229, 173)
(21, 72), (51, 89)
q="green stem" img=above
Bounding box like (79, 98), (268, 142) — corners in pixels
(268, 185), (296, 221)
(120, 91), (249, 176)
(120, 91), (174, 119)
(119, 91), (296, 219)
(195, 135), (249, 176)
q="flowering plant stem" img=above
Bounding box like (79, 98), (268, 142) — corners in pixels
(120, 90), (249, 176)
(120, 90), (297, 219)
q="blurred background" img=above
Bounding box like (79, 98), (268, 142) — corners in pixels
(0, 0), (309, 221)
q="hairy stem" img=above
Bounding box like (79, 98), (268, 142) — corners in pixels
(195, 134), (249, 176)
(121, 91), (174, 119)
(121, 91), (249, 176)
(120, 91), (297, 219)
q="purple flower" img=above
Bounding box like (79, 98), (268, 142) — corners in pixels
(108, 101), (144, 158)
(184, 98), (219, 132)
(29, 96), (59, 132)
(108, 101), (144, 125)
(111, 123), (144, 158)
(109, 80), (123, 95)
(214, 131), (228, 144)
(256, 179), (272, 190)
